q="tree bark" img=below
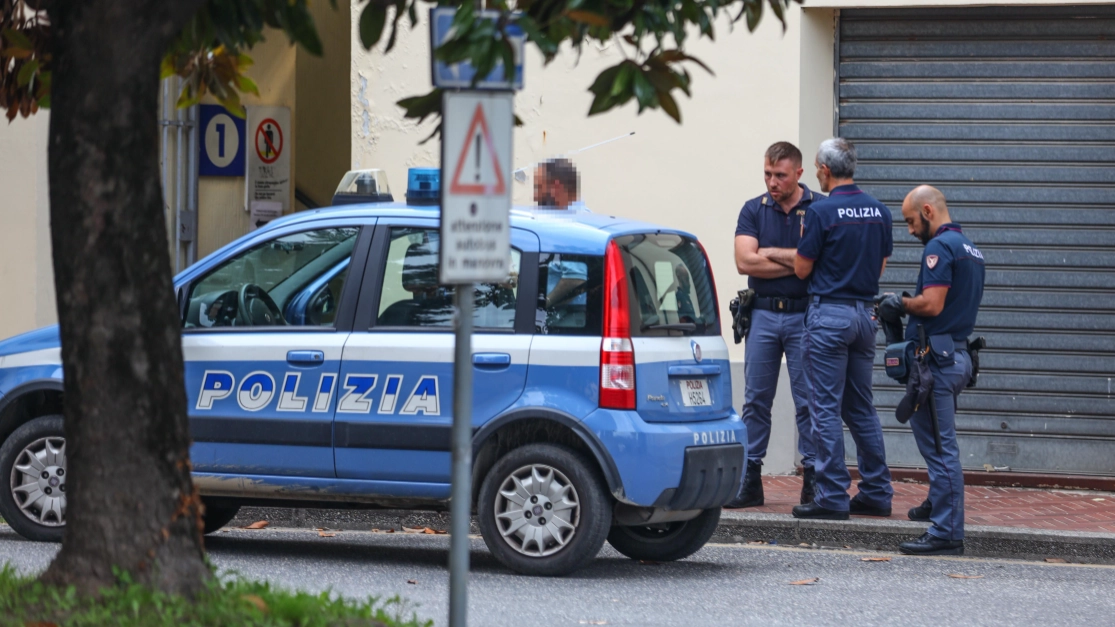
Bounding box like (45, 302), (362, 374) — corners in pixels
(40, 0), (208, 595)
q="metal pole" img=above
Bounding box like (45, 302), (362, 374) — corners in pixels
(449, 283), (474, 627)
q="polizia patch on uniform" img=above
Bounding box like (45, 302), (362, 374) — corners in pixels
(926, 254), (939, 269)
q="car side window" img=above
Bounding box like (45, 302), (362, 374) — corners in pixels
(184, 227), (359, 329)
(536, 253), (603, 336)
(376, 227), (520, 330)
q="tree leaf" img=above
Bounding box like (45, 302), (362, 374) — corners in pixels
(565, 11), (611, 28)
(17, 60), (39, 88)
(746, 1), (763, 32)
(860, 557), (892, 562)
(1, 47), (32, 59)
(632, 70), (656, 112)
(238, 75), (260, 96)
(1, 28), (33, 51)
(359, 4), (389, 50)
(658, 88), (681, 123)
(789, 578), (819, 585)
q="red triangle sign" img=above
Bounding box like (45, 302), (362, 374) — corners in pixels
(449, 103), (506, 196)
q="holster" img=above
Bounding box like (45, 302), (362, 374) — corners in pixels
(967, 336), (987, 388)
(728, 289), (757, 344)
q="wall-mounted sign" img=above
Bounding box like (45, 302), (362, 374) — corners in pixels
(199, 104), (246, 176)
(245, 105), (291, 230)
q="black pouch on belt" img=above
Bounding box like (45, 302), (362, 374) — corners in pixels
(728, 289), (756, 344)
(884, 340), (917, 384)
(927, 334), (956, 368)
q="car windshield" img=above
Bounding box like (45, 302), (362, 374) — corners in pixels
(612, 233), (719, 337)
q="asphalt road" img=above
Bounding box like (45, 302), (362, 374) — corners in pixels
(1, 525), (1113, 627)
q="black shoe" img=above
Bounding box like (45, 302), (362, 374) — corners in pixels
(791, 502), (849, 520)
(849, 495), (892, 517)
(799, 466), (816, 505)
(725, 461), (764, 508)
(899, 532), (963, 556)
(908, 499), (932, 522)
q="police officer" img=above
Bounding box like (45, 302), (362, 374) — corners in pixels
(878, 185), (985, 555)
(727, 142), (820, 508)
(792, 138), (894, 520)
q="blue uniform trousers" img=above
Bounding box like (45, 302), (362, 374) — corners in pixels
(742, 308), (815, 468)
(909, 350), (972, 541)
(802, 300), (893, 511)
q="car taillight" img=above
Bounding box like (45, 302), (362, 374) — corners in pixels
(697, 240), (721, 315)
(601, 240), (635, 409)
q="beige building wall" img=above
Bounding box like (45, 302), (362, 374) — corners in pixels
(197, 30), (298, 259)
(0, 114), (56, 339)
(296, 1), (352, 208)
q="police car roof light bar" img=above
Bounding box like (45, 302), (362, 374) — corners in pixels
(600, 239), (636, 410)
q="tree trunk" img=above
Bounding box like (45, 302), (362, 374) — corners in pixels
(40, 0), (208, 595)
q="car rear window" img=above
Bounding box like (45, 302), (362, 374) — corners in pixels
(613, 233), (720, 337)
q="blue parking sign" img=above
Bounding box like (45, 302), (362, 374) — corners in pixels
(430, 7), (524, 91)
(199, 104), (246, 176)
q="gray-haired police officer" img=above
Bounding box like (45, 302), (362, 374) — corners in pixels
(792, 138), (894, 520)
(727, 142), (821, 508)
(879, 185), (986, 555)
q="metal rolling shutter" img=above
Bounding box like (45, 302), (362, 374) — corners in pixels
(838, 6), (1115, 476)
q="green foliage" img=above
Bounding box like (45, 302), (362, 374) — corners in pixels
(0, 1), (51, 121)
(353, 0), (802, 129)
(0, 564), (432, 627)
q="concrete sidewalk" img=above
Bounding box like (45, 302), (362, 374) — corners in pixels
(228, 477), (1115, 565)
(712, 475), (1115, 564)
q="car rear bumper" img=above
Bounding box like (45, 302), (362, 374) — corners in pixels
(582, 408), (747, 507)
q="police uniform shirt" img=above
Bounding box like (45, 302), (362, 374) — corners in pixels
(796, 184), (893, 301)
(905, 223), (986, 343)
(734, 185), (819, 298)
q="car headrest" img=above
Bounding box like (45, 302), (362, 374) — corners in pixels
(402, 242), (438, 292)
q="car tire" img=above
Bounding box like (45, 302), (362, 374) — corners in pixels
(478, 443), (611, 576)
(0, 415), (67, 543)
(201, 500), (241, 535)
(607, 507), (721, 562)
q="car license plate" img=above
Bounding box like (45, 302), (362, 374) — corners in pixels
(681, 379), (711, 407)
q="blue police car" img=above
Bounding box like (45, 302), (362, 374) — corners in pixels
(0, 169), (745, 576)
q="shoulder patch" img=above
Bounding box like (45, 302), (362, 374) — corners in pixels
(926, 254), (939, 269)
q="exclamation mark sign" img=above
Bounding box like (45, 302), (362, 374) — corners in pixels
(475, 133), (482, 182)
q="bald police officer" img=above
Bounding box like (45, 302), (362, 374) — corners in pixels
(727, 142), (820, 508)
(792, 138), (894, 520)
(878, 185), (985, 555)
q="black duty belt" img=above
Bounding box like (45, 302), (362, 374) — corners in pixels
(753, 296), (809, 313)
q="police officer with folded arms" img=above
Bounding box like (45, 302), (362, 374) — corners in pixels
(877, 185), (986, 555)
(727, 142), (821, 508)
(792, 138), (894, 520)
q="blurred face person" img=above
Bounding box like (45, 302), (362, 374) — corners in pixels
(534, 166), (556, 206)
(764, 157), (803, 205)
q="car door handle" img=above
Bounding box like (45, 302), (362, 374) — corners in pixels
(473, 353), (511, 368)
(287, 350), (325, 365)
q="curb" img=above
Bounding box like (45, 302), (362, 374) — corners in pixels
(228, 507), (1115, 565)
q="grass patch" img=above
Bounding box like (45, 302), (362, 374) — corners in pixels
(0, 564), (432, 626)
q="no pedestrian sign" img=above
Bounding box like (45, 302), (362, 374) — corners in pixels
(440, 91), (513, 284)
(245, 106), (291, 231)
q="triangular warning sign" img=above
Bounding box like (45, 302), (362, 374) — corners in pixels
(449, 103), (506, 196)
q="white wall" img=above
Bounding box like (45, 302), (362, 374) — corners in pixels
(0, 113), (55, 339)
(351, 4), (839, 472)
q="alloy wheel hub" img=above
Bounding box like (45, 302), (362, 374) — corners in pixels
(10, 436), (67, 527)
(494, 463), (579, 558)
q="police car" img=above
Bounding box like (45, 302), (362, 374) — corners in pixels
(0, 169), (745, 576)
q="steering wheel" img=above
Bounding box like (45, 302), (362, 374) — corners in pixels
(237, 284), (286, 326)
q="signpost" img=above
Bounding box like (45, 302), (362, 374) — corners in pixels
(434, 8), (520, 627)
(245, 105), (291, 230)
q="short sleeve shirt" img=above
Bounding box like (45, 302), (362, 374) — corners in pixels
(548, 259), (588, 306)
(797, 184), (893, 300)
(905, 223), (986, 342)
(734, 186), (821, 298)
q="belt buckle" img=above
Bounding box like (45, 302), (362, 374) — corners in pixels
(773, 297), (787, 311)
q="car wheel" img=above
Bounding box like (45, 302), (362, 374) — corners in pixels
(478, 443), (611, 576)
(0, 415), (66, 543)
(201, 500), (241, 535)
(607, 507), (721, 562)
